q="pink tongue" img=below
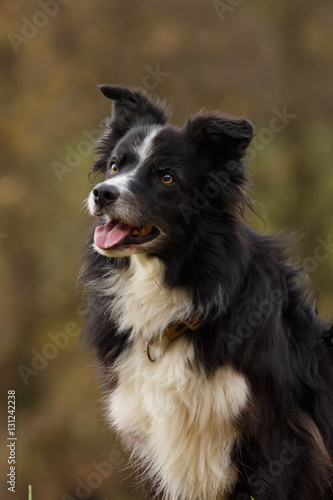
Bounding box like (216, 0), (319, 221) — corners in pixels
(94, 220), (132, 249)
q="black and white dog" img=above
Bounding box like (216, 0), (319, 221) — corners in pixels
(82, 85), (333, 500)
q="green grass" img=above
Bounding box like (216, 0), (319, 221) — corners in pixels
(28, 485), (32, 500)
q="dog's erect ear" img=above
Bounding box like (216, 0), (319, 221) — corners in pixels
(184, 113), (253, 162)
(92, 85), (169, 173)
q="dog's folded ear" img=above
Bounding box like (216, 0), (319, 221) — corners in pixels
(92, 85), (169, 173)
(101, 85), (168, 135)
(184, 113), (253, 161)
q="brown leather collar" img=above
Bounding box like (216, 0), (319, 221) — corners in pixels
(163, 316), (203, 340)
(146, 316), (203, 362)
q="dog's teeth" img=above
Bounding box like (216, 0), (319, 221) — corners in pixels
(140, 225), (153, 236)
(130, 226), (153, 237)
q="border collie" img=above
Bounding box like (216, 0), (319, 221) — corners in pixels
(82, 85), (333, 500)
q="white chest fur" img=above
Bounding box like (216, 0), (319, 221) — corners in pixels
(103, 255), (249, 500)
(108, 340), (249, 500)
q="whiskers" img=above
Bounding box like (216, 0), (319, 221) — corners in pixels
(80, 196), (91, 214)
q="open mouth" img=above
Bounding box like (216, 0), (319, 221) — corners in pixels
(94, 219), (159, 250)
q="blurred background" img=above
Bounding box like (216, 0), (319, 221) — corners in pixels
(0, 1), (333, 499)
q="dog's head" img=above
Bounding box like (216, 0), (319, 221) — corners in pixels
(88, 85), (253, 258)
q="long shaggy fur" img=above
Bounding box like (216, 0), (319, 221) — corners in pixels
(81, 85), (333, 500)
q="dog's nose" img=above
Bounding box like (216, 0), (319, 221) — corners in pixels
(93, 183), (120, 208)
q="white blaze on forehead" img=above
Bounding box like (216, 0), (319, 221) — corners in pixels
(135, 125), (162, 165)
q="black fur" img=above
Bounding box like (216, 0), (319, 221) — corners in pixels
(82, 85), (333, 499)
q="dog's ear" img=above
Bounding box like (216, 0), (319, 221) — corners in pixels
(92, 85), (169, 173)
(183, 113), (253, 211)
(99, 85), (168, 135)
(184, 113), (253, 162)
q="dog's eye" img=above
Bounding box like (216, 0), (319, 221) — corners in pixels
(161, 173), (174, 185)
(110, 163), (119, 174)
